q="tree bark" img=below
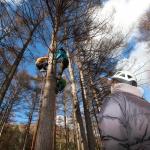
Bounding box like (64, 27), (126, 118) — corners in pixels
(73, 112), (81, 150)
(0, 86), (20, 137)
(63, 93), (68, 150)
(90, 77), (102, 149)
(22, 94), (37, 150)
(68, 51), (88, 150)
(78, 63), (96, 150)
(34, 30), (57, 150)
(31, 76), (45, 150)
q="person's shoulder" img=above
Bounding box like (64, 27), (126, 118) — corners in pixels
(99, 93), (126, 117)
(105, 92), (125, 101)
(102, 92), (128, 109)
(112, 92), (150, 108)
(122, 92), (150, 108)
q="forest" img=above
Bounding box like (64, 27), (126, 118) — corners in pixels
(0, 0), (150, 150)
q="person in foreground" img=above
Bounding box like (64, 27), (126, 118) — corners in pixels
(99, 70), (150, 150)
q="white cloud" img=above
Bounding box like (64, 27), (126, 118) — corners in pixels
(102, 0), (150, 34)
(98, 0), (150, 87)
(89, 0), (150, 59)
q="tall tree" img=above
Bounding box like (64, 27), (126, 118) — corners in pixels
(68, 51), (88, 150)
(78, 62), (96, 150)
(0, 1), (44, 104)
(34, 1), (96, 149)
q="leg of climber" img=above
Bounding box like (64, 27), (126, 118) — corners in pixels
(55, 77), (67, 94)
(62, 59), (69, 71)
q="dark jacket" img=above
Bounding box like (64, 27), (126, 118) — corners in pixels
(99, 84), (150, 150)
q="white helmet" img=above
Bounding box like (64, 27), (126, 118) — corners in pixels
(112, 70), (137, 86)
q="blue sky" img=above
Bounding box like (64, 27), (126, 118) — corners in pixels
(143, 86), (150, 100)
(121, 40), (150, 101)
(121, 37), (137, 59)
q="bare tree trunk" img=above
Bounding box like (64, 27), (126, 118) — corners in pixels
(67, 128), (69, 148)
(0, 87), (19, 137)
(0, 24), (39, 105)
(31, 74), (46, 150)
(58, 126), (62, 150)
(0, 104), (11, 137)
(90, 77), (101, 132)
(90, 79), (101, 110)
(0, 103), (12, 137)
(71, 108), (80, 150)
(22, 94), (37, 150)
(72, 115), (77, 149)
(34, 30), (57, 150)
(90, 77), (102, 149)
(68, 51), (89, 150)
(78, 63), (96, 150)
(74, 116), (81, 150)
(63, 18), (87, 150)
(54, 124), (57, 150)
(63, 93), (68, 150)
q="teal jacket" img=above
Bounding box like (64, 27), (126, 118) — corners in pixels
(55, 48), (68, 60)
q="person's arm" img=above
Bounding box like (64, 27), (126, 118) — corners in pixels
(99, 94), (128, 150)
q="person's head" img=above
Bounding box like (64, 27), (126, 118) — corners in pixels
(111, 70), (137, 87)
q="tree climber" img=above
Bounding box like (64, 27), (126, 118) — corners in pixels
(35, 47), (69, 93)
(54, 47), (69, 79)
